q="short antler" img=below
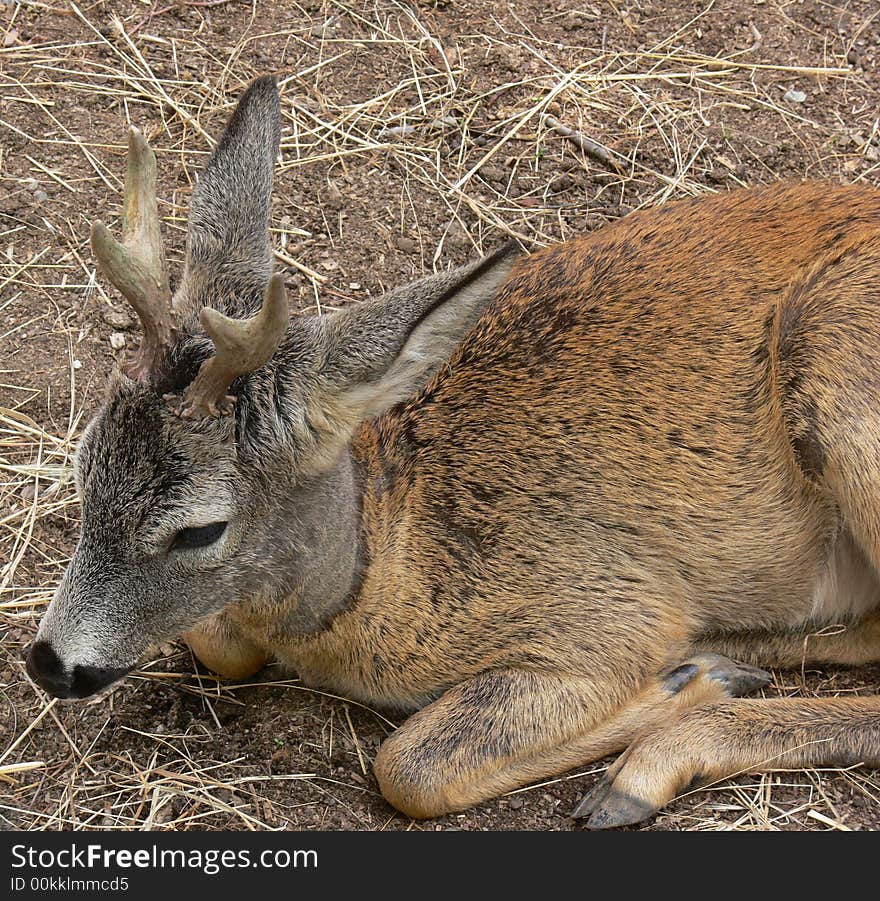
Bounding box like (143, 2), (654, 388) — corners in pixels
(177, 274), (289, 419)
(90, 127), (174, 381)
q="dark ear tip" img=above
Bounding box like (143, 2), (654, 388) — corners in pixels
(245, 74), (279, 99)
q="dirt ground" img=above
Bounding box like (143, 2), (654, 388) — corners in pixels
(1, 0), (879, 831)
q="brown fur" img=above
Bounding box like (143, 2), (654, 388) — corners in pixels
(188, 182), (880, 825)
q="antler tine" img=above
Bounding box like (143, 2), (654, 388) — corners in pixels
(90, 126), (174, 381)
(177, 274), (290, 419)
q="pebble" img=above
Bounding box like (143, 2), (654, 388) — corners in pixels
(109, 332), (126, 350)
(20, 483), (37, 503)
(550, 173), (576, 192)
(323, 183), (344, 211)
(445, 224), (470, 250)
(33, 190), (48, 203)
(508, 795), (524, 810)
(479, 164), (506, 184)
(102, 307), (133, 330)
(783, 88), (807, 104)
(394, 235), (416, 253)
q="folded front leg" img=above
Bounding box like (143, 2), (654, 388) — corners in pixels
(577, 696), (880, 829)
(183, 612), (269, 680)
(374, 654), (770, 819)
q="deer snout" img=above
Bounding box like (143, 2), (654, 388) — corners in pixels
(25, 640), (130, 699)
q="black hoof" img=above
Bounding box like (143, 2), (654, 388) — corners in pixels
(705, 659), (771, 696)
(570, 777), (613, 819)
(665, 654), (771, 698)
(585, 787), (658, 830)
(662, 662), (700, 695)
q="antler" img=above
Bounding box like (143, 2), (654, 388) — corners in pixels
(177, 274), (289, 419)
(90, 127), (174, 381)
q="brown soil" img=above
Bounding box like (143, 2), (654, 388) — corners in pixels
(1, 0), (879, 831)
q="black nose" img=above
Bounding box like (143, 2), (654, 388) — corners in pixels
(25, 641), (130, 699)
(26, 640), (71, 698)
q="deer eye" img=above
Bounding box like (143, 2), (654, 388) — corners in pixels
(171, 521), (227, 550)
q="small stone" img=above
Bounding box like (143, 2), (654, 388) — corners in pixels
(550, 173), (575, 192)
(72, 359), (82, 369)
(24, 177), (39, 191)
(323, 183), (344, 211)
(783, 88), (806, 103)
(445, 223), (470, 250)
(153, 801), (176, 824)
(394, 235), (416, 253)
(508, 795), (524, 810)
(20, 483), (37, 503)
(33, 190), (48, 203)
(846, 47), (859, 66)
(109, 332), (126, 350)
(479, 164), (505, 184)
(102, 307), (133, 330)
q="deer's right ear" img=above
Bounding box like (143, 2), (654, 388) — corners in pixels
(184, 76), (280, 291)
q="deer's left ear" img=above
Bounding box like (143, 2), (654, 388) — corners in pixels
(321, 242), (520, 422)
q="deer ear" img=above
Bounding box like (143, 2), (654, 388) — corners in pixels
(184, 76), (280, 291)
(321, 242), (519, 421)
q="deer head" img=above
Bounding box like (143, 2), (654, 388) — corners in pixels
(25, 76), (518, 699)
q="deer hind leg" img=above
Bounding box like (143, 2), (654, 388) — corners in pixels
(374, 653), (770, 819)
(691, 608), (880, 670)
(574, 237), (880, 830)
(776, 233), (880, 584)
(574, 696), (880, 829)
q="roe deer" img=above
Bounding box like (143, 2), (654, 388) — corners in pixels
(25, 76), (880, 828)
